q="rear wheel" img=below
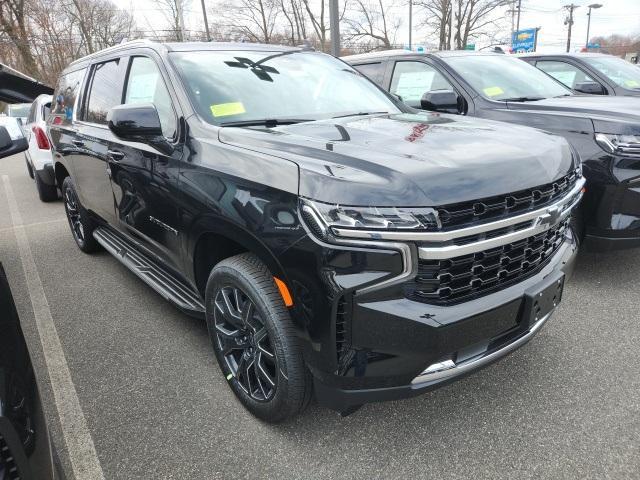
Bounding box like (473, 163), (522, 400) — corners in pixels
(34, 172), (57, 202)
(205, 253), (312, 423)
(62, 177), (101, 253)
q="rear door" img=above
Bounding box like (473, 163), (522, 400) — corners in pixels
(72, 58), (125, 224)
(108, 53), (183, 270)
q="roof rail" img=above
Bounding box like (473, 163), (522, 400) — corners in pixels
(69, 38), (156, 67)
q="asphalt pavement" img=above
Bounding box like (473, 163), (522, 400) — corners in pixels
(1, 152), (639, 480)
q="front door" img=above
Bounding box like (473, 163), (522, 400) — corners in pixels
(107, 54), (183, 271)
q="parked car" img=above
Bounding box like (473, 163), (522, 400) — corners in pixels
(23, 94), (57, 201)
(5, 103), (31, 126)
(520, 52), (640, 96)
(48, 40), (583, 421)
(345, 50), (640, 252)
(0, 122), (59, 480)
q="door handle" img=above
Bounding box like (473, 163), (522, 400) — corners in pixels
(107, 150), (125, 161)
(71, 139), (84, 147)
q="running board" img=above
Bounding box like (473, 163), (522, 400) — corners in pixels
(93, 227), (205, 317)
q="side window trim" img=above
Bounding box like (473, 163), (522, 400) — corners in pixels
(122, 54), (179, 142)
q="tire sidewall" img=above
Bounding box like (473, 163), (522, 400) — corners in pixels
(205, 264), (296, 422)
(62, 177), (89, 250)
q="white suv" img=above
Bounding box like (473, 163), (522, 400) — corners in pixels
(24, 94), (57, 201)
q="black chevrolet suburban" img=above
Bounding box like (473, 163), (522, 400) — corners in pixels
(47, 40), (584, 422)
(346, 50), (640, 252)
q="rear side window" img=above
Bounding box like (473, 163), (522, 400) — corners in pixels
(124, 56), (177, 139)
(353, 62), (385, 85)
(86, 59), (122, 125)
(51, 69), (86, 126)
(27, 102), (37, 123)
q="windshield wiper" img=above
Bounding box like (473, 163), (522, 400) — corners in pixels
(502, 96), (545, 102)
(332, 111), (390, 119)
(219, 119), (311, 128)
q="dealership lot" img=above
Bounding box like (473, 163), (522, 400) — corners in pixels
(1, 152), (639, 479)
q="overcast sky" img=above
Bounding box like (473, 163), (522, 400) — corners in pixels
(114, 0), (640, 53)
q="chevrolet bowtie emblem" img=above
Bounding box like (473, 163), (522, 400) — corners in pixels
(536, 206), (562, 228)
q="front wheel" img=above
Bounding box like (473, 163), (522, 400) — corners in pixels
(205, 253), (312, 423)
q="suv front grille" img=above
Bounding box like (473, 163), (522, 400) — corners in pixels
(405, 219), (570, 305)
(437, 171), (578, 230)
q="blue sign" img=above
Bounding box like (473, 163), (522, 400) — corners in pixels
(512, 28), (537, 53)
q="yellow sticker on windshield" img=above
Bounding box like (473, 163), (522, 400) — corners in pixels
(210, 102), (246, 117)
(625, 80), (640, 88)
(483, 86), (504, 97)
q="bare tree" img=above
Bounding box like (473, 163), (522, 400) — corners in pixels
(416, 0), (452, 50)
(0, 0), (40, 77)
(344, 0), (401, 50)
(279, 0), (307, 45)
(221, 0), (280, 43)
(301, 0), (347, 52)
(418, 0), (508, 50)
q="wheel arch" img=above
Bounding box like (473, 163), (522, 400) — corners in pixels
(54, 161), (70, 188)
(189, 217), (289, 298)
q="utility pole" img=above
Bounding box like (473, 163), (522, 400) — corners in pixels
(201, 0), (211, 42)
(564, 4), (578, 53)
(516, 0), (522, 32)
(329, 0), (340, 56)
(586, 3), (603, 48)
(408, 0), (412, 50)
(176, 0), (187, 42)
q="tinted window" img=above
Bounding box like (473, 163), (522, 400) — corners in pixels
(124, 57), (177, 139)
(536, 60), (595, 89)
(390, 61), (453, 107)
(353, 62), (385, 85)
(27, 102), (37, 123)
(171, 51), (399, 125)
(50, 69), (85, 126)
(86, 60), (122, 124)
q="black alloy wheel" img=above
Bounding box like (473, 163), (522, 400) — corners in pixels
(62, 177), (101, 253)
(213, 286), (277, 401)
(64, 185), (85, 244)
(205, 253), (312, 422)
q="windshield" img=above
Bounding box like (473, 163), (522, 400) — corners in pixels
(7, 104), (30, 118)
(444, 54), (571, 101)
(583, 56), (640, 89)
(170, 50), (400, 125)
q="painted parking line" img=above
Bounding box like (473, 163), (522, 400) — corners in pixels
(2, 175), (105, 480)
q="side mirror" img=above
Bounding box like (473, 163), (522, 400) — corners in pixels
(420, 90), (461, 114)
(574, 81), (606, 95)
(107, 103), (173, 154)
(0, 126), (28, 159)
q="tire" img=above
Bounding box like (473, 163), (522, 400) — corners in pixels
(62, 176), (101, 253)
(570, 203), (586, 247)
(205, 253), (312, 423)
(35, 172), (58, 202)
(26, 157), (34, 179)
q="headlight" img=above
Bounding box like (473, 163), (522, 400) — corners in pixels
(300, 199), (440, 239)
(595, 133), (640, 155)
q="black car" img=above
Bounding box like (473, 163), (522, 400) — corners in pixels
(345, 50), (640, 252)
(48, 40), (583, 421)
(519, 52), (640, 96)
(0, 122), (60, 479)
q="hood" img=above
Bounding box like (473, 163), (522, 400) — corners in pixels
(508, 95), (640, 135)
(219, 112), (575, 206)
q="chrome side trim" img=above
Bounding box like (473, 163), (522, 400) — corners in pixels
(331, 177), (585, 242)
(418, 192), (582, 260)
(411, 311), (552, 386)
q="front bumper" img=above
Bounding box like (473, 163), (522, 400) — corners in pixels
(311, 231), (577, 413)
